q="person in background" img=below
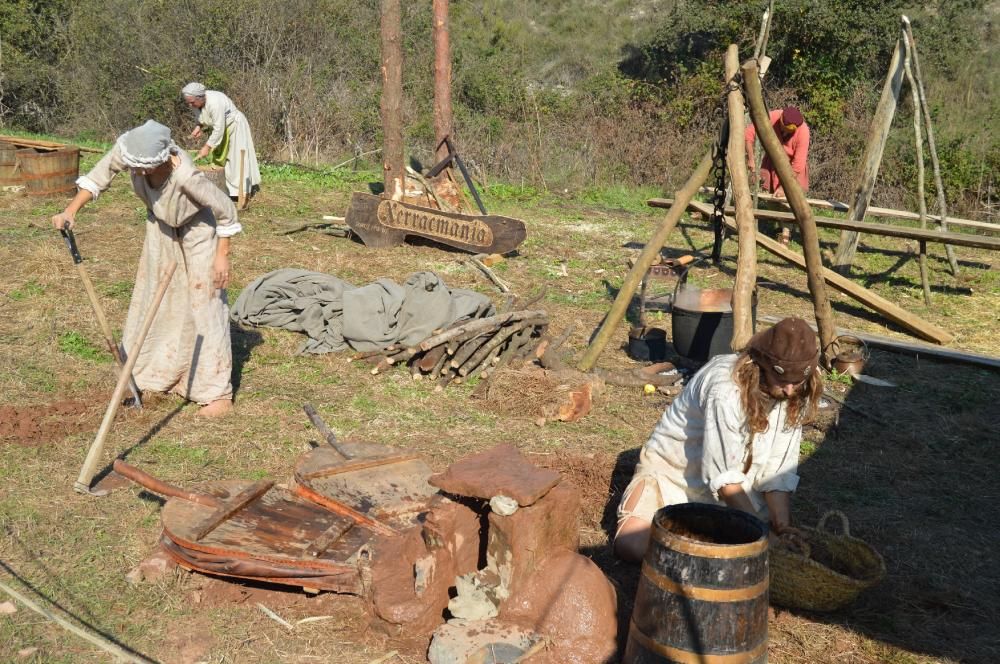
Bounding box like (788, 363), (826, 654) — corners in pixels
(745, 106), (810, 245)
(51, 120), (240, 417)
(614, 317), (822, 562)
(182, 82), (261, 202)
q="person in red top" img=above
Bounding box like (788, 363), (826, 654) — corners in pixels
(745, 106), (810, 244)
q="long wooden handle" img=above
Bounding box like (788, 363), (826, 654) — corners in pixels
(302, 403), (352, 459)
(112, 459), (221, 508)
(75, 261), (177, 492)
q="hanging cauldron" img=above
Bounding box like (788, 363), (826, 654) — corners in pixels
(671, 270), (756, 363)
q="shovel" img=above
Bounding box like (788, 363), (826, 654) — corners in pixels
(59, 224), (142, 409)
(75, 260), (176, 495)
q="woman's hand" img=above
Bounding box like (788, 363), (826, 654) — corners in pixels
(212, 254), (230, 289)
(51, 210), (75, 231)
(190, 126), (202, 139)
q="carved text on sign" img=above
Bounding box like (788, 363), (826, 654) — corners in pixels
(378, 199), (494, 247)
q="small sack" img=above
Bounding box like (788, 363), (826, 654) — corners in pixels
(770, 510), (885, 612)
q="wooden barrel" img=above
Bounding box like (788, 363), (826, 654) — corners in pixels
(624, 503), (769, 663)
(16, 147), (80, 196)
(0, 141), (20, 186)
(199, 165), (227, 193)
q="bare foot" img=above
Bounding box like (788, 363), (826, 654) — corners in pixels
(198, 399), (233, 418)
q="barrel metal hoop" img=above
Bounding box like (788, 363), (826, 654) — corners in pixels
(641, 561), (768, 602)
(19, 167), (80, 180)
(628, 621), (767, 664)
(652, 526), (767, 559)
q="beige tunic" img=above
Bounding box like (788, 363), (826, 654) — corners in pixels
(77, 145), (241, 403)
(196, 90), (262, 197)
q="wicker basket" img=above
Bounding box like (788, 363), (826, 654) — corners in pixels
(770, 511), (885, 612)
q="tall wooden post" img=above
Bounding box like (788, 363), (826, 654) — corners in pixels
(380, 0), (404, 199)
(832, 20), (906, 273)
(903, 17), (959, 276)
(742, 61), (836, 367)
(902, 37), (932, 305)
(725, 45), (756, 351)
(433, 0), (453, 164)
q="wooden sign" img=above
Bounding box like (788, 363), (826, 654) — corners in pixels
(346, 192), (526, 253)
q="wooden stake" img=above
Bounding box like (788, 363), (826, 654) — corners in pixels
(833, 22), (906, 273)
(743, 61), (837, 366)
(577, 150), (713, 372)
(75, 261), (177, 493)
(724, 45), (757, 350)
(238, 148), (246, 209)
(903, 16), (959, 276)
(902, 37), (932, 306)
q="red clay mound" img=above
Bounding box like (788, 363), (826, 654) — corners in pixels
(0, 399), (95, 446)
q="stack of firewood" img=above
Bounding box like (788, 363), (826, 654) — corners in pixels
(350, 309), (549, 390)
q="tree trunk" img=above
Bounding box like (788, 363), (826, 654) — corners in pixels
(742, 61), (837, 367)
(433, 0), (453, 165)
(380, 0), (404, 199)
(725, 45), (757, 351)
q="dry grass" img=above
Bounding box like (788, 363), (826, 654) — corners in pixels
(0, 162), (998, 663)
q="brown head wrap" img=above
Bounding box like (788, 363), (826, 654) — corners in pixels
(746, 317), (817, 383)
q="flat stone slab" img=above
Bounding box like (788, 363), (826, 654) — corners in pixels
(429, 444), (560, 507)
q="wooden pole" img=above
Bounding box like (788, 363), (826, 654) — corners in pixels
(0, 578), (154, 664)
(380, 0), (405, 199)
(902, 37), (932, 305)
(725, 45), (756, 350)
(742, 60), (837, 366)
(697, 203), (954, 344)
(74, 261), (177, 493)
(237, 148), (246, 209)
(832, 21), (906, 273)
(577, 151), (713, 372)
(432, 0), (453, 165)
(903, 16), (959, 276)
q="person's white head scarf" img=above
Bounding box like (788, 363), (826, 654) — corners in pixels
(117, 120), (176, 169)
(182, 82), (207, 98)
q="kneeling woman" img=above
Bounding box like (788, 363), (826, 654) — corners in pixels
(51, 120), (240, 416)
(615, 318), (822, 562)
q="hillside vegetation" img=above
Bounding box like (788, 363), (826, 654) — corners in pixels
(0, 0), (996, 217)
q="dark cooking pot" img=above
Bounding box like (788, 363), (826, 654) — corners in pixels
(671, 270), (756, 363)
(628, 326), (667, 362)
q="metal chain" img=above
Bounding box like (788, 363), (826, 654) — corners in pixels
(710, 80), (740, 264)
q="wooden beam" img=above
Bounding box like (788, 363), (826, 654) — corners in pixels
(741, 60), (837, 362)
(833, 23), (907, 272)
(684, 200), (954, 345)
(577, 151), (713, 372)
(649, 199), (1000, 251)
(724, 45), (756, 351)
(749, 191), (999, 234)
(759, 315), (999, 371)
(0, 134), (103, 154)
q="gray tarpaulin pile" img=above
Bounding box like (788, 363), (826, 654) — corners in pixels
(231, 269), (495, 354)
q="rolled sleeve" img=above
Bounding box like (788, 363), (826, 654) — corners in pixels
(701, 389), (751, 498)
(77, 145), (127, 200)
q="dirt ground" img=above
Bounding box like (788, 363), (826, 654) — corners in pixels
(1, 166), (998, 663)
